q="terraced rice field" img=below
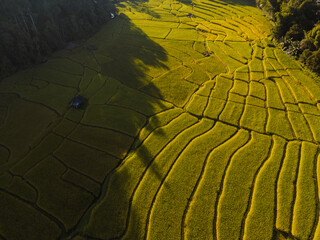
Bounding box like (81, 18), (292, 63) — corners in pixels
(1, 0), (320, 239)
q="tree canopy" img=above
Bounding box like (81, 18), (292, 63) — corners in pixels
(0, 0), (115, 78)
(258, 0), (320, 73)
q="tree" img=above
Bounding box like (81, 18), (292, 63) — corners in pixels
(0, 0), (115, 78)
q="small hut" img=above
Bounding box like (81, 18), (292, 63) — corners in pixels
(69, 95), (86, 109)
(203, 51), (210, 57)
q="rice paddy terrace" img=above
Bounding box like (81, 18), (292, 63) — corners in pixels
(2, 0), (320, 239)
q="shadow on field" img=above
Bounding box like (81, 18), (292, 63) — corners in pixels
(71, 13), (174, 240)
(96, 15), (168, 87)
(0, 9), (172, 240)
(274, 229), (298, 240)
(91, 14), (171, 180)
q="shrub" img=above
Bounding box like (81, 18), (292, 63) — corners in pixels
(306, 49), (320, 73)
(273, 12), (295, 39)
(299, 39), (314, 51)
(296, 0), (318, 30)
(310, 25), (320, 48)
(299, 48), (312, 63)
(285, 24), (304, 40)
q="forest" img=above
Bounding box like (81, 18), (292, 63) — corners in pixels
(0, 0), (115, 78)
(257, 0), (320, 73)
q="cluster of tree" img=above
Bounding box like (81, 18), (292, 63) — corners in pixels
(0, 0), (115, 78)
(257, 0), (320, 73)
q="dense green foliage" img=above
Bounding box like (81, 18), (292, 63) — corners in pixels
(257, 0), (320, 73)
(0, 0), (114, 78)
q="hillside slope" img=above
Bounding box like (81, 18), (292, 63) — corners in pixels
(1, 0), (320, 239)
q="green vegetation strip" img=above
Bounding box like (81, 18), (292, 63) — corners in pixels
(312, 153), (320, 240)
(287, 111), (314, 142)
(184, 129), (250, 240)
(276, 141), (301, 233)
(123, 119), (214, 240)
(133, 108), (183, 149)
(147, 122), (237, 240)
(267, 108), (295, 139)
(243, 136), (286, 240)
(240, 105), (267, 133)
(216, 132), (271, 240)
(84, 113), (198, 239)
(262, 79), (285, 110)
(292, 142), (318, 240)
